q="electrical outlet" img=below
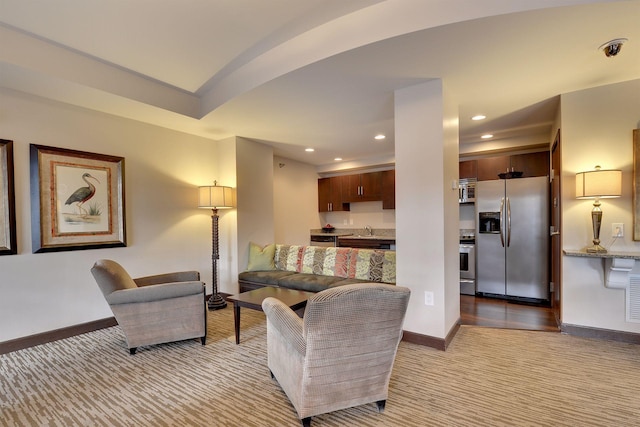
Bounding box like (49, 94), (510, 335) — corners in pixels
(612, 223), (624, 238)
(424, 291), (434, 306)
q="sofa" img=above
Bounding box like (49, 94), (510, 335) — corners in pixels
(238, 243), (396, 293)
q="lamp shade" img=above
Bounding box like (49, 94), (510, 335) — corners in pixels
(575, 168), (621, 199)
(198, 184), (235, 209)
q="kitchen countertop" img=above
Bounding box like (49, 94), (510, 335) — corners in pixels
(338, 235), (395, 241)
(311, 228), (395, 240)
(310, 231), (354, 237)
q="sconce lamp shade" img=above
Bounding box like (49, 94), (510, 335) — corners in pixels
(575, 168), (621, 199)
(198, 184), (235, 209)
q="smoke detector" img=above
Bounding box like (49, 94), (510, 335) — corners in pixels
(599, 38), (628, 57)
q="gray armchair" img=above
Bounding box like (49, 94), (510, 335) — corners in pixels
(262, 283), (410, 427)
(91, 259), (207, 354)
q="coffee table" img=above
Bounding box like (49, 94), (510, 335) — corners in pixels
(226, 287), (314, 344)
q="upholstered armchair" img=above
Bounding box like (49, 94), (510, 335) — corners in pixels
(262, 283), (410, 427)
(91, 259), (207, 354)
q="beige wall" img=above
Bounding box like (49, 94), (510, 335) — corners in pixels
(561, 78), (640, 333)
(273, 156), (320, 245)
(0, 88), (224, 342)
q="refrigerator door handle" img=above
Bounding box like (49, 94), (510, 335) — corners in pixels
(506, 196), (512, 247)
(499, 197), (505, 247)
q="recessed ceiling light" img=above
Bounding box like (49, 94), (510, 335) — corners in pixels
(305, 148), (315, 152)
(374, 134), (386, 140)
(481, 134), (493, 139)
(334, 157), (343, 161)
(472, 115), (486, 121)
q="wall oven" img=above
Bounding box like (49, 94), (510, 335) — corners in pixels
(460, 242), (476, 295)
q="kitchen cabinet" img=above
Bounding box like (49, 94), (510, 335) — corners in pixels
(338, 237), (395, 249)
(510, 152), (549, 178)
(344, 172), (382, 202)
(476, 151), (549, 181)
(459, 160), (477, 179)
(381, 170), (395, 209)
(318, 176), (349, 212)
(477, 156), (510, 181)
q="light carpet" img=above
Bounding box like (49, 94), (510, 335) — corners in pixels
(1, 306), (639, 426)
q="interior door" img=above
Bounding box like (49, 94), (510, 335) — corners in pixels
(551, 131), (562, 325)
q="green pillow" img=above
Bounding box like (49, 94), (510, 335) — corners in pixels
(247, 242), (276, 271)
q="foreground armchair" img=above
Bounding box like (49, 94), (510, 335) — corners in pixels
(91, 259), (207, 354)
(262, 283), (410, 427)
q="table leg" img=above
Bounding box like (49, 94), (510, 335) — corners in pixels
(233, 302), (241, 344)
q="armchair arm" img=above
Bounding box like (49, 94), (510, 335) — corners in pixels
(134, 271), (200, 287)
(107, 281), (204, 305)
(262, 297), (306, 356)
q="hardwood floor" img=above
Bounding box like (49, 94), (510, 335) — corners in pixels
(460, 295), (560, 332)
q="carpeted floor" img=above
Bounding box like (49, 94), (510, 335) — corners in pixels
(1, 306), (639, 426)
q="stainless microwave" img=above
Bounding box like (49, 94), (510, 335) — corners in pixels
(459, 178), (476, 203)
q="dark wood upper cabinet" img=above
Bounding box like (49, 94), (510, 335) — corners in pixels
(318, 176), (349, 212)
(318, 170), (394, 212)
(510, 151), (550, 178)
(343, 172), (382, 202)
(459, 160), (477, 179)
(475, 151), (549, 181)
(477, 156), (511, 181)
(381, 169), (395, 210)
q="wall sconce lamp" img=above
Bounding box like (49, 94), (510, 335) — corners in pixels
(198, 181), (235, 310)
(575, 166), (621, 253)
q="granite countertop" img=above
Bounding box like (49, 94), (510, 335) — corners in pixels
(311, 228), (395, 240)
(563, 249), (640, 260)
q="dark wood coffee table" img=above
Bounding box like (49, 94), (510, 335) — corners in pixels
(226, 287), (314, 344)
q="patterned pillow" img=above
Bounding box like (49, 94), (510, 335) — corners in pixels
(347, 249), (396, 283)
(300, 246), (350, 278)
(275, 244), (305, 272)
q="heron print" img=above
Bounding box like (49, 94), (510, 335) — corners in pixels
(55, 165), (109, 232)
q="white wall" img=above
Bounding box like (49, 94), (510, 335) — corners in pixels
(561, 78), (640, 333)
(395, 80), (459, 339)
(322, 201), (396, 232)
(273, 156), (320, 245)
(0, 89), (222, 342)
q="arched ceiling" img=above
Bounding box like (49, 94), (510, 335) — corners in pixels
(1, 0), (638, 167)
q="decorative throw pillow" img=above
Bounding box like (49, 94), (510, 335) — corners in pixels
(247, 242), (276, 271)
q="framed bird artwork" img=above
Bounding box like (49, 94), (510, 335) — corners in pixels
(30, 144), (126, 253)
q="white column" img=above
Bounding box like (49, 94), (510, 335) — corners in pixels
(395, 80), (459, 339)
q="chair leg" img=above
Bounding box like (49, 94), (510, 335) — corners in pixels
(129, 347), (137, 355)
(376, 400), (386, 413)
(201, 336), (206, 345)
(301, 417), (311, 427)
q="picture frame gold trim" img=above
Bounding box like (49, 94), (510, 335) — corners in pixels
(634, 129), (640, 241)
(0, 139), (17, 255)
(30, 144), (126, 253)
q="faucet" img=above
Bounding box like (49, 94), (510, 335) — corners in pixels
(364, 225), (372, 236)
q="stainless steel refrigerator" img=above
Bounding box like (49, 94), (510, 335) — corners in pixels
(476, 176), (549, 301)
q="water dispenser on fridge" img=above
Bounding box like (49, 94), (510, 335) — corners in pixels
(478, 212), (501, 234)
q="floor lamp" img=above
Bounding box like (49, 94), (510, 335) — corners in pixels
(575, 166), (621, 253)
(199, 182), (235, 310)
